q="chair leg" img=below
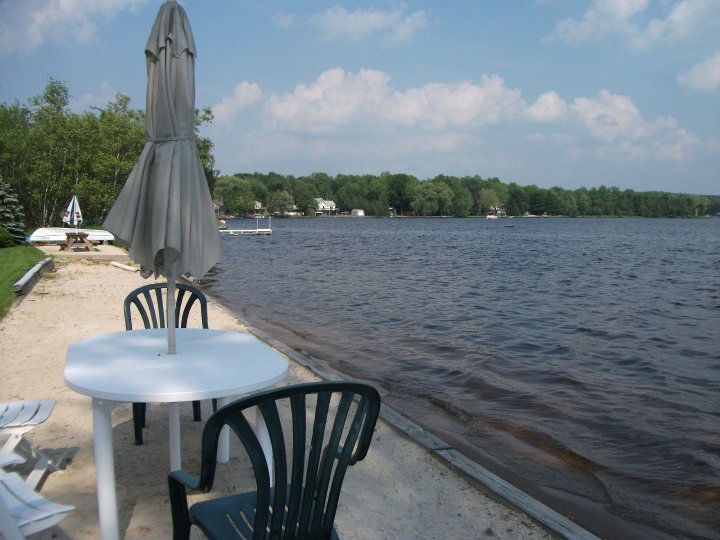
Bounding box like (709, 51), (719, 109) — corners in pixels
(132, 403), (144, 445)
(192, 401), (202, 422)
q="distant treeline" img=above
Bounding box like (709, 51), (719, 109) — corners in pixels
(216, 171), (719, 218)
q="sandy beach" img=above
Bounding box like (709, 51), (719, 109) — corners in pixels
(1, 247), (553, 539)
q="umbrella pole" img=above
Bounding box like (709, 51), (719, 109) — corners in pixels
(167, 278), (177, 354)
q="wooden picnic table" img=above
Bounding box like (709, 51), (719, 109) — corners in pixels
(60, 232), (97, 252)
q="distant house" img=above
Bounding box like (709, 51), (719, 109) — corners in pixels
(213, 200), (224, 216)
(253, 201), (267, 217)
(314, 198), (338, 216)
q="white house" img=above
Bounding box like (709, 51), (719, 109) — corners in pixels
(314, 198), (338, 216)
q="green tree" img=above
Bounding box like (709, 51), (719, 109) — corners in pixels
(433, 176), (471, 217)
(366, 176), (389, 216)
(91, 94), (145, 220)
(477, 188), (501, 215)
(214, 176), (256, 215)
(574, 188), (592, 215)
(505, 183), (527, 216)
(336, 177), (368, 211)
(410, 182), (438, 216)
(525, 185), (545, 215)
(434, 181), (454, 215)
(310, 172), (335, 199)
(292, 179), (318, 215)
(267, 190), (295, 215)
(0, 177), (25, 244)
(195, 106), (218, 195)
(386, 173), (418, 215)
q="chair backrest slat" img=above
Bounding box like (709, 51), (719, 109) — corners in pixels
(297, 390), (331, 535)
(311, 391), (354, 531)
(285, 394), (307, 536)
(257, 400), (289, 536)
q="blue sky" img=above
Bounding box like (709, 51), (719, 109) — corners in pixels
(1, 1), (718, 195)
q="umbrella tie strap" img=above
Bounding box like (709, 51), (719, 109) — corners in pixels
(147, 135), (194, 142)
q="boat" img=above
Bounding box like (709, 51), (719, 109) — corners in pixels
(28, 227), (115, 244)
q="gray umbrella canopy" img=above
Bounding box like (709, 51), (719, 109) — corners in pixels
(104, 0), (220, 282)
(104, 0), (220, 353)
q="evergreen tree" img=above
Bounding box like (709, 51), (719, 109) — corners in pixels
(0, 176), (26, 245)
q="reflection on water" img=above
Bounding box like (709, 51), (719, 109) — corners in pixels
(206, 217), (720, 539)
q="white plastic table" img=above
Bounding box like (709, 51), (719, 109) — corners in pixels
(65, 328), (289, 540)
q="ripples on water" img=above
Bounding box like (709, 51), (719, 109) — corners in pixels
(206, 217), (720, 539)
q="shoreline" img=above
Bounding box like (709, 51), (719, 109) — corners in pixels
(233, 309), (654, 540)
(0, 254), (554, 539)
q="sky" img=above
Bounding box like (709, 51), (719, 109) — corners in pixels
(0, 0), (719, 195)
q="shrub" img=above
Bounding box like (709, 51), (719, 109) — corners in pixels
(0, 227), (14, 248)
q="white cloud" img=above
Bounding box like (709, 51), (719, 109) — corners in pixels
(213, 82), (263, 124)
(312, 3), (427, 42)
(547, 0), (719, 50)
(548, 0), (648, 43)
(266, 68), (392, 133)
(388, 75), (527, 127)
(630, 0), (716, 50)
(570, 89), (697, 160)
(571, 89), (647, 142)
(266, 68), (526, 133)
(677, 52), (720, 92)
(525, 92), (568, 122)
(0, 0), (149, 54)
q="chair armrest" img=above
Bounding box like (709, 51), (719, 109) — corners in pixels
(168, 470), (201, 540)
(169, 470), (200, 491)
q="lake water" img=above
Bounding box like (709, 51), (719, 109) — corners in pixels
(205, 217), (720, 539)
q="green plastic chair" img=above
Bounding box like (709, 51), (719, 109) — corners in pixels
(168, 381), (381, 540)
(124, 283), (212, 445)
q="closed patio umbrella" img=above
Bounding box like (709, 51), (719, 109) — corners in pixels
(62, 195), (83, 231)
(103, 0), (220, 353)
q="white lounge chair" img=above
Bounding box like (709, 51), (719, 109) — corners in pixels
(0, 472), (74, 539)
(0, 401), (56, 489)
(0, 453), (24, 469)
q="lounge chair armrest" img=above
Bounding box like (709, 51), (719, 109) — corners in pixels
(0, 451), (25, 468)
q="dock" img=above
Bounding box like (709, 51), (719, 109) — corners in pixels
(220, 228), (272, 236)
(218, 216), (272, 236)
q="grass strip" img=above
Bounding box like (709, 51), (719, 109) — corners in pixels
(0, 245), (46, 319)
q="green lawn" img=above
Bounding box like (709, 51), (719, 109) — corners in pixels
(0, 245), (47, 319)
